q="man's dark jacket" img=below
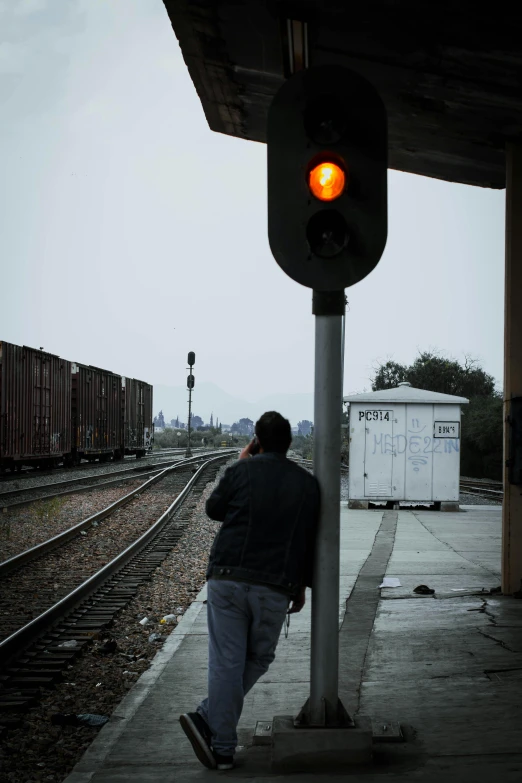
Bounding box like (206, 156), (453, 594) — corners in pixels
(205, 452), (320, 597)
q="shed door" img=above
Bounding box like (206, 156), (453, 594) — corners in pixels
(364, 410), (394, 498)
(404, 404), (434, 501)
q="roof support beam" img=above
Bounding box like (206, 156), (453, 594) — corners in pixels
(502, 143), (522, 595)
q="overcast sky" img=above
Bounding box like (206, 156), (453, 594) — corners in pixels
(1, 0), (506, 411)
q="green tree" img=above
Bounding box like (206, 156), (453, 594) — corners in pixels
(297, 420), (313, 436)
(372, 351), (495, 398)
(461, 392), (504, 479)
(154, 429), (188, 448)
(408, 352), (495, 398)
(371, 360), (407, 391)
(291, 433), (314, 461)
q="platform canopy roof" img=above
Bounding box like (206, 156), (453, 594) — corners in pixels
(344, 384), (469, 405)
(163, 0), (522, 189)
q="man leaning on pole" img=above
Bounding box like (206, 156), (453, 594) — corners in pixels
(179, 410), (320, 770)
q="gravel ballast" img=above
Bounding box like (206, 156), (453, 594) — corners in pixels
(0, 451), (193, 496)
(0, 470), (197, 645)
(459, 492), (501, 506)
(0, 462), (230, 783)
(0, 481), (145, 563)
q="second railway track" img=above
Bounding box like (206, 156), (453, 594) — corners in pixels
(0, 449), (236, 510)
(0, 446), (219, 485)
(459, 478), (503, 501)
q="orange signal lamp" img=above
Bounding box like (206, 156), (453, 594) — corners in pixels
(308, 161), (346, 201)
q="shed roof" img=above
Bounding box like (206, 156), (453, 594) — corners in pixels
(343, 384), (469, 405)
(163, 0), (522, 188)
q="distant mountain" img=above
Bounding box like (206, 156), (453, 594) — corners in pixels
(152, 382), (313, 428)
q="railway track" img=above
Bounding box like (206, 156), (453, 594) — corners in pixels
(0, 453), (231, 712)
(459, 478), (503, 501)
(0, 446), (220, 485)
(0, 449), (236, 510)
(295, 457), (349, 473)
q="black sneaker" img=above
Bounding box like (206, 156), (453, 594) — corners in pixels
(179, 712), (216, 769)
(214, 753), (235, 770)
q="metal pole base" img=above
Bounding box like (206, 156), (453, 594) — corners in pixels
(185, 448), (192, 457)
(294, 697), (354, 729)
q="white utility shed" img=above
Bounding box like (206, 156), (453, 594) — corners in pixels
(344, 383), (468, 505)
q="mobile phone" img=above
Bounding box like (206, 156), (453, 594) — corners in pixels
(250, 436), (260, 455)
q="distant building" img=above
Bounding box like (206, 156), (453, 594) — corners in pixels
(154, 410), (166, 429)
(298, 420), (313, 437)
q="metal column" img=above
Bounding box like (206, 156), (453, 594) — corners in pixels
(297, 290), (352, 727)
(502, 143), (522, 595)
(186, 355), (195, 458)
(186, 385), (192, 457)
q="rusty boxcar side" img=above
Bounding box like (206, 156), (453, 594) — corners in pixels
(0, 342), (71, 470)
(123, 378), (153, 457)
(71, 363), (123, 463)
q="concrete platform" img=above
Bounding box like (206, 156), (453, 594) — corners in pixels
(64, 505), (522, 782)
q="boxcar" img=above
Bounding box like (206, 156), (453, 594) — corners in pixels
(0, 342), (71, 471)
(123, 377), (153, 457)
(70, 363), (123, 464)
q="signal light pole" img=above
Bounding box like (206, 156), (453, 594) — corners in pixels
(186, 352), (195, 457)
(295, 290), (351, 728)
(267, 64), (387, 735)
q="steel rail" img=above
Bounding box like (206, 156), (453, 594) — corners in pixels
(0, 453), (230, 578)
(0, 460), (182, 499)
(293, 457), (349, 472)
(460, 484), (503, 500)
(0, 446), (226, 484)
(460, 479), (502, 490)
(0, 454), (230, 669)
(0, 466), (169, 511)
(0, 449), (237, 510)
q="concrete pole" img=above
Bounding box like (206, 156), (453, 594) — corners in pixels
(502, 144), (522, 594)
(310, 311), (343, 724)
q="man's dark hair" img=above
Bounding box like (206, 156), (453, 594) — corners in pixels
(255, 411), (292, 454)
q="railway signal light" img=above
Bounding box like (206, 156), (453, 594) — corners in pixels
(307, 161), (346, 202)
(187, 352), (195, 366)
(187, 374), (195, 390)
(267, 65), (387, 291)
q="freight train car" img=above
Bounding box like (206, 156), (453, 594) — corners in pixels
(122, 377), (153, 458)
(69, 363), (124, 465)
(0, 342), (71, 472)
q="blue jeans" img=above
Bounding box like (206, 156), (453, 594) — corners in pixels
(197, 579), (289, 756)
